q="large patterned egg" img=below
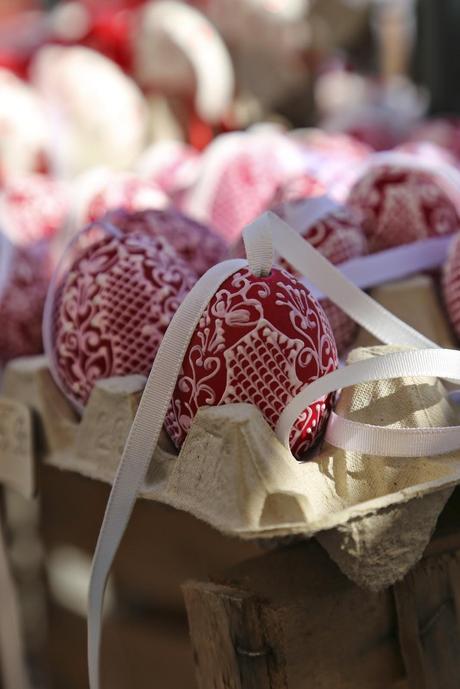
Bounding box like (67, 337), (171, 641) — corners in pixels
(0, 234), (51, 364)
(0, 174), (69, 245)
(165, 266), (338, 458)
(45, 223), (197, 409)
(274, 196), (367, 353)
(442, 233), (460, 338)
(104, 208), (228, 277)
(347, 164), (460, 252)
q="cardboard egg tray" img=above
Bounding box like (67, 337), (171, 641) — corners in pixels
(1, 274), (459, 592)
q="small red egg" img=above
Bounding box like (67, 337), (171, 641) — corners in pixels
(443, 233), (460, 338)
(274, 197), (367, 353)
(165, 266), (338, 458)
(347, 164), (460, 252)
(0, 174), (69, 245)
(104, 208), (228, 277)
(83, 172), (169, 225)
(0, 234), (51, 364)
(44, 223), (197, 408)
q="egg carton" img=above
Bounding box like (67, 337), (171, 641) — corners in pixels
(0, 274), (459, 592)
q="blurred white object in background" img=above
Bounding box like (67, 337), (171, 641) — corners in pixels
(31, 45), (148, 177)
(0, 68), (50, 180)
(135, 0), (234, 124)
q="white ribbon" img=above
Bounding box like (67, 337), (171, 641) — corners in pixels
(87, 211), (460, 689)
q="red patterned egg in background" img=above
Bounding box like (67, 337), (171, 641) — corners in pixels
(84, 173), (169, 224)
(274, 197), (367, 353)
(0, 234), (51, 364)
(0, 174), (69, 245)
(104, 208), (229, 277)
(442, 233), (460, 339)
(347, 164), (460, 252)
(165, 266), (338, 458)
(44, 221), (197, 409)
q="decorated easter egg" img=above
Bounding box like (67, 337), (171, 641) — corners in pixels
(0, 174), (69, 245)
(0, 234), (51, 364)
(0, 68), (50, 180)
(165, 266), (338, 458)
(291, 129), (371, 201)
(31, 45), (148, 176)
(274, 196), (367, 352)
(408, 118), (460, 163)
(136, 140), (201, 203)
(82, 173), (169, 225)
(443, 233), (460, 338)
(104, 208), (228, 277)
(45, 223), (197, 408)
(183, 130), (313, 244)
(347, 164), (460, 252)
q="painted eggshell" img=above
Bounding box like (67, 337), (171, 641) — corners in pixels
(83, 173), (169, 224)
(183, 130), (308, 244)
(31, 45), (148, 176)
(347, 164), (460, 252)
(45, 223), (197, 408)
(0, 68), (50, 180)
(0, 174), (69, 245)
(104, 208), (228, 277)
(165, 266), (338, 458)
(443, 233), (460, 338)
(0, 234), (51, 364)
(274, 197), (367, 353)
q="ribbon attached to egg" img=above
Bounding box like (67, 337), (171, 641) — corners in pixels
(86, 211), (460, 689)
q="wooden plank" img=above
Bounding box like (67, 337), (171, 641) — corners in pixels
(184, 541), (406, 689)
(183, 582), (287, 689)
(393, 552), (460, 689)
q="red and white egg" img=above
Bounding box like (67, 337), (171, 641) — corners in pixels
(0, 174), (69, 245)
(273, 196), (367, 353)
(183, 130), (308, 244)
(0, 68), (50, 181)
(81, 172), (169, 226)
(0, 234), (51, 364)
(347, 163), (460, 252)
(165, 265), (338, 458)
(30, 45), (148, 176)
(443, 234), (460, 338)
(44, 223), (197, 408)
(104, 208), (228, 277)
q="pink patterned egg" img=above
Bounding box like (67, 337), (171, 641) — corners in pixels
(83, 173), (169, 225)
(0, 174), (69, 245)
(104, 208), (228, 277)
(0, 234), (51, 364)
(274, 197), (367, 353)
(165, 266), (338, 458)
(44, 223), (197, 409)
(347, 164), (460, 252)
(408, 118), (460, 163)
(443, 233), (460, 338)
(183, 130), (308, 244)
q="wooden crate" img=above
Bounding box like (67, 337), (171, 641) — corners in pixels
(183, 488), (460, 689)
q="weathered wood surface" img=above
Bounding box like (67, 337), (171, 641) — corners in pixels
(184, 540), (406, 689)
(184, 500), (460, 689)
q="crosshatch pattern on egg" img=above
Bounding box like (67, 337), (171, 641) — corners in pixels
(165, 266), (338, 458)
(46, 226), (197, 409)
(348, 165), (460, 252)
